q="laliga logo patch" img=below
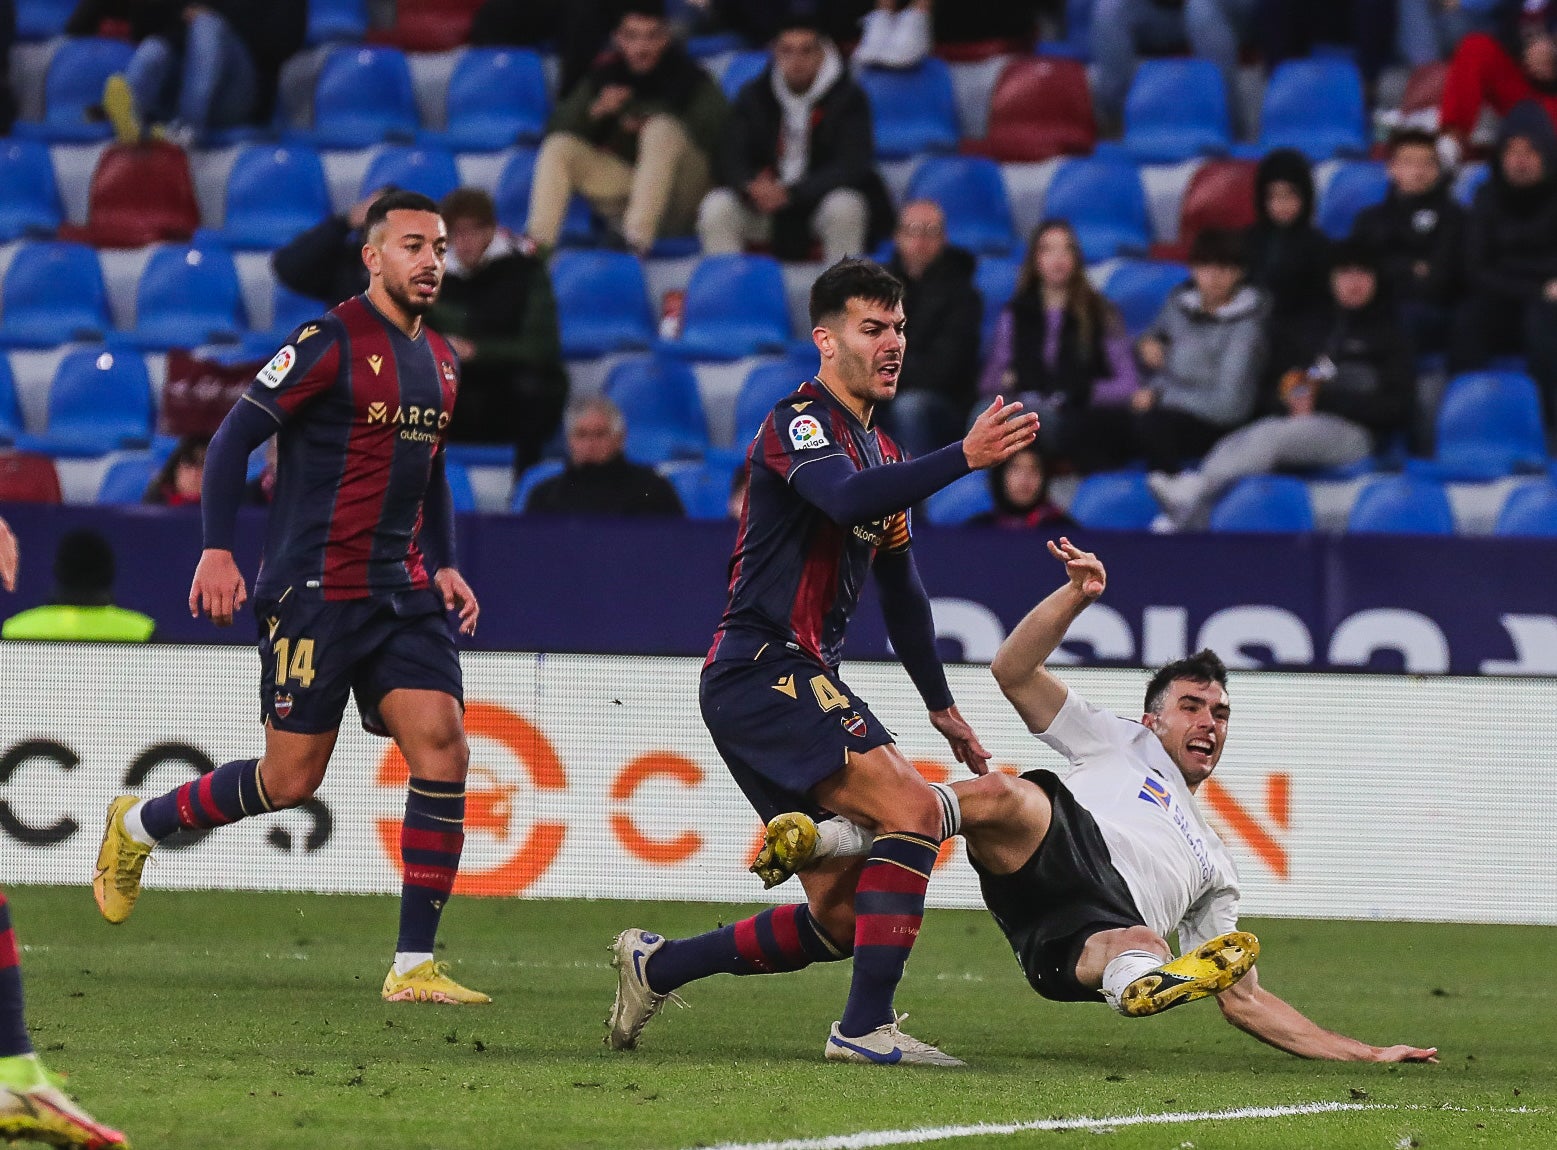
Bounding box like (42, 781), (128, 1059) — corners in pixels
(788, 413), (829, 450)
(441, 360), (456, 382)
(274, 692), (294, 719)
(257, 345), (296, 389)
(840, 712), (867, 737)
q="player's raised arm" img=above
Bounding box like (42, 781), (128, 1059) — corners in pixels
(1215, 965), (1438, 1062)
(989, 538), (1106, 734)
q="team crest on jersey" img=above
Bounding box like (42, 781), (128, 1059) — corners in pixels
(1138, 776), (1172, 810)
(274, 692), (294, 718)
(257, 345), (296, 389)
(788, 413), (829, 450)
(441, 360), (456, 382)
(840, 712), (868, 737)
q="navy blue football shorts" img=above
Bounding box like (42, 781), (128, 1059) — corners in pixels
(700, 647), (894, 823)
(254, 587), (464, 737)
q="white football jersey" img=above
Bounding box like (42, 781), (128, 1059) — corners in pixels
(1036, 688), (1240, 954)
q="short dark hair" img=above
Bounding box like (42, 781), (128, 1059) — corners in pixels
(1143, 648), (1229, 714)
(363, 190), (441, 239)
(809, 257), (904, 327)
(54, 528), (115, 600)
(1386, 127), (1440, 157)
(1187, 227), (1246, 269)
(438, 187), (496, 229)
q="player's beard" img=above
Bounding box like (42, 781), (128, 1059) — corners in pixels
(387, 275), (439, 316)
(836, 340), (895, 406)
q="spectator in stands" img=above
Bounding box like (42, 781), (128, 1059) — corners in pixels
(1244, 148), (1331, 320)
(1132, 228), (1268, 473)
(1451, 100), (1557, 421)
(1089, 0), (1258, 135)
(523, 396), (684, 517)
(270, 190), (386, 307)
(706, 0), (872, 50)
(432, 188), (569, 473)
(878, 200), (982, 457)
(1150, 240), (1413, 529)
(526, 1), (727, 255)
(966, 446), (1075, 531)
(1396, 0), (1477, 70)
(1439, 2), (1557, 163)
(1351, 128), (1465, 354)
(699, 15), (891, 263)
(853, 0), (932, 69)
(142, 436), (206, 506)
(1, 529), (154, 641)
(979, 220), (1138, 473)
(1257, 0), (1395, 89)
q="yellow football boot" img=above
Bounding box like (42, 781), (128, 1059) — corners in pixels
(1119, 931), (1260, 1017)
(92, 797), (152, 925)
(381, 960), (491, 1004)
(750, 811), (820, 889)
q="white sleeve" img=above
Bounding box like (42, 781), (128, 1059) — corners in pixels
(1176, 885), (1240, 955)
(1036, 689), (1138, 766)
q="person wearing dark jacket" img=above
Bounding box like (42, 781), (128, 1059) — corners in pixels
(966, 446), (1076, 532)
(1450, 99), (1557, 421)
(431, 188), (569, 473)
(698, 18), (892, 262)
(1439, 0), (1557, 154)
(523, 396), (684, 517)
(1244, 149), (1331, 320)
(1150, 241), (1413, 529)
(270, 190), (385, 307)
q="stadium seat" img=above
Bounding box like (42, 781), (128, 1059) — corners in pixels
(1407, 371), (1547, 480)
(1152, 159), (1258, 261)
(721, 50), (770, 99)
(1455, 163), (1491, 208)
(733, 356), (813, 447)
(1043, 159), (1150, 263)
(1121, 59), (1231, 163)
(25, 347), (153, 456)
(1257, 59), (1368, 161)
(602, 354), (710, 463)
(60, 141), (199, 248)
(1347, 475), (1455, 535)
(1495, 482), (1557, 537)
(974, 257), (1021, 355)
(129, 246), (246, 351)
(926, 471), (995, 525)
(444, 458), (477, 513)
(0, 452), (61, 502)
(666, 456), (741, 520)
(272, 283), (324, 340)
(673, 255), (792, 360)
(0, 241), (110, 347)
(0, 357), (24, 444)
(1068, 470), (1160, 530)
(1317, 162), (1390, 240)
(13, 37), (134, 143)
(0, 140), (63, 242)
(372, 0), (482, 52)
(855, 60), (960, 160)
(309, 47), (419, 148)
(209, 145), (331, 250)
(963, 57), (1095, 163)
(359, 145), (461, 203)
(549, 251), (656, 358)
(307, 0), (369, 44)
(509, 458), (565, 512)
(493, 148), (596, 246)
(1208, 475), (1314, 533)
(96, 454), (158, 504)
(905, 157), (1017, 256)
(1103, 260), (1189, 335)
(434, 48), (549, 152)
(16, 0), (74, 39)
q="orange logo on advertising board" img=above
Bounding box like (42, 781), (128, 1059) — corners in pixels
(1202, 774), (1290, 879)
(609, 753), (703, 864)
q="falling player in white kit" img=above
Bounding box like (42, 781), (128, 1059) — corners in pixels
(756, 539), (1438, 1061)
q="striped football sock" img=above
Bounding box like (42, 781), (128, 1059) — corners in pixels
(396, 778), (466, 954)
(645, 905), (848, 994)
(0, 891), (32, 1057)
(838, 831), (938, 1038)
(138, 758), (268, 840)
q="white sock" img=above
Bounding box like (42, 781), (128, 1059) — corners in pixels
(1101, 950), (1167, 1015)
(928, 782), (961, 839)
(815, 817), (874, 860)
(122, 800), (157, 847)
(393, 951), (434, 976)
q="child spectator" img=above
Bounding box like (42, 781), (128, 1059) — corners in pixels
(1245, 149), (1332, 319)
(966, 447), (1076, 531)
(143, 436), (206, 507)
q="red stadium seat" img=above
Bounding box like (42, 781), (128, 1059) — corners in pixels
(1401, 61), (1448, 116)
(935, 39), (1033, 63)
(0, 452), (62, 503)
(962, 57), (1095, 163)
(59, 142), (198, 249)
(371, 0), (482, 52)
(1150, 158), (1256, 261)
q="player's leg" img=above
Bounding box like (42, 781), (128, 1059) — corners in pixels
(1077, 925), (1259, 1017)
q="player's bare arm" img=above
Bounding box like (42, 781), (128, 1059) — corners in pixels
(1216, 965), (1438, 1062)
(189, 548), (247, 627)
(962, 396), (1041, 470)
(434, 568), (479, 636)
(928, 706), (991, 772)
(0, 515), (17, 592)
(989, 537), (1107, 734)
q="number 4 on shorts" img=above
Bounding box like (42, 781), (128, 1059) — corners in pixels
(810, 674), (849, 712)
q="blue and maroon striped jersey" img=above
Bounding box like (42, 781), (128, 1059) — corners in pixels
(241, 294), (459, 601)
(708, 378), (912, 670)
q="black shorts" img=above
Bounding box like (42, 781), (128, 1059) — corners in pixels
(972, 769), (1145, 1003)
(254, 587), (464, 737)
(700, 648), (894, 823)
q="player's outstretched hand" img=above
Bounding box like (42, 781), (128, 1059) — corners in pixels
(962, 396), (1040, 470)
(1048, 537), (1105, 600)
(929, 704), (992, 775)
(1373, 1045), (1439, 1063)
(0, 515), (17, 592)
(189, 548), (247, 627)
(435, 568), (479, 636)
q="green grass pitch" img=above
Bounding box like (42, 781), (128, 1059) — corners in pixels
(13, 886), (1553, 1149)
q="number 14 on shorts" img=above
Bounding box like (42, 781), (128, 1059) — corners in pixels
(274, 637), (318, 688)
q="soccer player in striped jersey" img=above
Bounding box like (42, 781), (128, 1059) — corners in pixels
(92, 192), (490, 1006)
(608, 258), (1040, 1065)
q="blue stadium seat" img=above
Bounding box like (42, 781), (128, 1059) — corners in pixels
(443, 458), (477, 512)
(210, 145), (331, 250)
(96, 454), (158, 503)
(1496, 482), (1557, 537)
(434, 48), (549, 151)
(905, 157), (1017, 256)
(1455, 163), (1490, 207)
(359, 145), (461, 202)
(16, 0), (75, 39)
(734, 356), (813, 447)
(0, 241), (110, 347)
(1122, 58), (1231, 163)
(307, 0), (369, 44)
(129, 246), (245, 351)
(25, 347), (153, 456)
(510, 459), (566, 511)
(1208, 475), (1314, 533)
(1069, 470), (1160, 530)
(493, 148), (596, 246)
(1257, 59), (1368, 161)
(549, 251), (656, 358)
(721, 50), (770, 99)
(1043, 159), (1150, 262)
(310, 47), (419, 148)
(602, 354), (709, 463)
(926, 471), (995, 525)
(0, 140), (63, 241)
(13, 38), (134, 143)
(1407, 371), (1547, 481)
(1103, 260), (1189, 335)
(1317, 162), (1390, 240)
(665, 456), (741, 520)
(0, 356), (24, 443)
(855, 60), (960, 160)
(974, 257), (1021, 355)
(1347, 475), (1455, 535)
(673, 255), (792, 360)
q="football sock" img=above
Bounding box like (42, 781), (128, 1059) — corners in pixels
(138, 758), (267, 841)
(645, 905), (847, 995)
(929, 782), (962, 839)
(0, 892), (33, 1058)
(392, 951), (435, 977)
(122, 800), (155, 847)
(838, 831), (938, 1038)
(396, 778), (465, 954)
(815, 816), (874, 861)
(1101, 949), (1168, 1014)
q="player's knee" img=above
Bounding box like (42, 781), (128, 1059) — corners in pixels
(257, 759), (325, 808)
(956, 771), (1025, 827)
(891, 783), (944, 839)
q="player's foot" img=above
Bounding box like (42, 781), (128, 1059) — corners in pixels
(0, 1058), (129, 1148)
(750, 812), (820, 889)
(92, 797), (152, 925)
(606, 928), (683, 1051)
(100, 75), (141, 146)
(380, 960), (491, 1005)
(1119, 931), (1260, 1018)
(825, 1015), (965, 1067)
